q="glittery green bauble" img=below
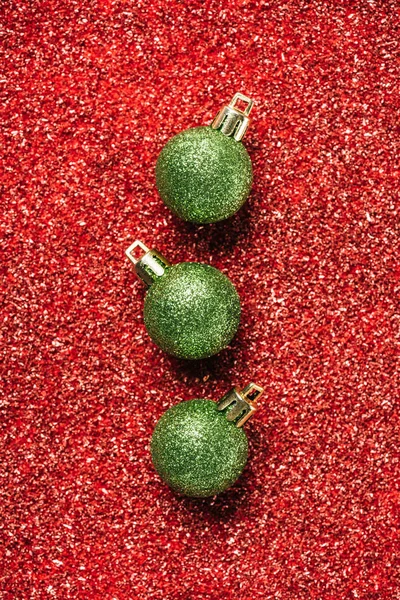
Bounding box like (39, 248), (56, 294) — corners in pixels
(151, 399), (248, 497)
(144, 263), (240, 360)
(155, 126), (252, 224)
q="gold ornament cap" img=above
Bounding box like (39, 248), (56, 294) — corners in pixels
(125, 240), (171, 286)
(211, 93), (254, 142)
(217, 382), (264, 427)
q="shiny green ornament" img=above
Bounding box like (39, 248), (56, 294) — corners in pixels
(151, 383), (264, 497)
(155, 93), (254, 224)
(126, 240), (241, 359)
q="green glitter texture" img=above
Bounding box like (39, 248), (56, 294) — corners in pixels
(155, 126), (253, 224)
(151, 399), (248, 497)
(144, 262), (240, 360)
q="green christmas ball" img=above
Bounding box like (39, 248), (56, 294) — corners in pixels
(144, 262), (240, 360)
(151, 399), (248, 497)
(155, 126), (253, 224)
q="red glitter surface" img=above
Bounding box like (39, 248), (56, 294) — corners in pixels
(1, 1), (399, 598)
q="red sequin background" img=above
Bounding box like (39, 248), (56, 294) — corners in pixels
(1, 1), (399, 598)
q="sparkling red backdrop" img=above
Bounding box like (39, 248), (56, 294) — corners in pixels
(1, 1), (399, 598)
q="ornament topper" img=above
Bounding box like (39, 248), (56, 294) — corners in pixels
(217, 382), (264, 427)
(211, 92), (254, 142)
